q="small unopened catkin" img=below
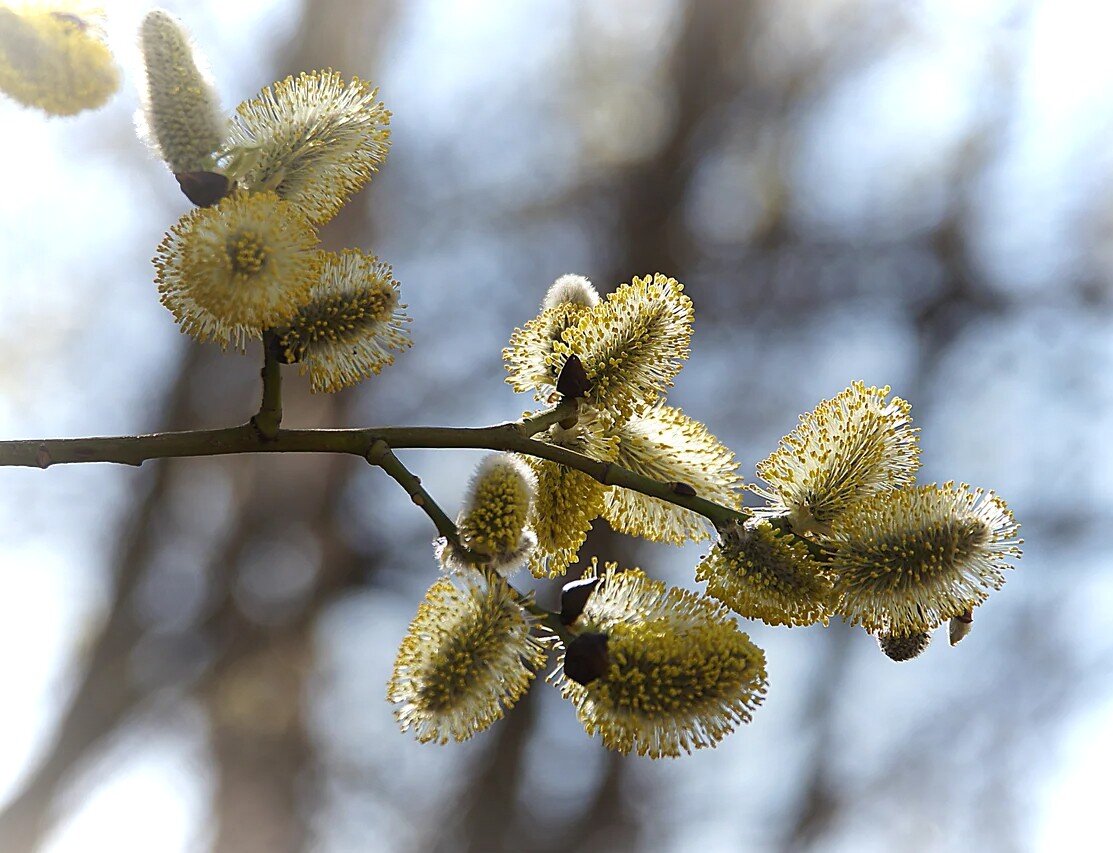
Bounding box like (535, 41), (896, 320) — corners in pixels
(138, 10), (225, 174)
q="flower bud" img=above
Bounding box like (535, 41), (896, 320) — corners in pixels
(543, 274), (599, 310)
(138, 10), (225, 175)
(559, 576), (601, 625)
(562, 632), (609, 685)
(949, 608), (974, 646)
(877, 630), (932, 661)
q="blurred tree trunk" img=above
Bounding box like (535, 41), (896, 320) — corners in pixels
(204, 3), (395, 850)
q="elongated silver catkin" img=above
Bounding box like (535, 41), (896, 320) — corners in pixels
(138, 10), (225, 173)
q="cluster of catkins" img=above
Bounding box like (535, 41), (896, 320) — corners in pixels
(0, 6), (1022, 760)
(391, 274), (1021, 758)
(3, 8), (410, 392)
(137, 11), (411, 390)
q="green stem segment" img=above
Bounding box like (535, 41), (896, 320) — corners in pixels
(366, 439), (460, 545)
(251, 331), (283, 440)
(516, 398), (579, 437)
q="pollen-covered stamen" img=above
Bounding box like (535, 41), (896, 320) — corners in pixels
(0, 5), (118, 116)
(557, 562), (768, 759)
(696, 519), (833, 628)
(138, 10), (224, 174)
(753, 381), (920, 535)
(277, 250), (411, 393)
(603, 404), (742, 545)
(555, 273), (694, 422)
(228, 233), (268, 276)
(154, 190), (320, 347)
(226, 70), (391, 225)
(829, 482), (1022, 634)
(388, 574), (548, 744)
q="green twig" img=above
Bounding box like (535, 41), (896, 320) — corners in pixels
(366, 439), (461, 545)
(0, 414), (752, 523)
(250, 331), (283, 440)
(515, 398), (579, 437)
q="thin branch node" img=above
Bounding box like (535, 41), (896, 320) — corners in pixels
(365, 439), (390, 465)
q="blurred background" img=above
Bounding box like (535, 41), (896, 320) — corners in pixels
(1, 0), (1111, 850)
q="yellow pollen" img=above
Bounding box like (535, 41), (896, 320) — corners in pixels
(228, 233), (268, 276)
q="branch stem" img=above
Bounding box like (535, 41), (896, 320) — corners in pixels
(366, 439), (459, 544)
(251, 332), (283, 440)
(1, 422), (748, 520)
(0, 411), (752, 529)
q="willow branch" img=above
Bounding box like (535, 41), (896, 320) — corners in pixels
(2, 419), (748, 519)
(366, 439), (461, 545)
(251, 331), (283, 440)
(515, 398), (578, 437)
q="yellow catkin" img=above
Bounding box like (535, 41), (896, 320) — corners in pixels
(558, 562), (767, 759)
(226, 70), (391, 224)
(153, 190), (319, 346)
(503, 274), (600, 397)
(0, 5), (118, 116)
(696, 519), (833, 627)
(828, 482), (1022, 634)
(524, 413), (618, 578)
(753, 381), (921, 536)
(604, 404), (742, 544)
(556, 273), (694, 422)
(443, 453), (536, 575)
(277, 250), (411, 393)
(387, 574), (547, 744)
